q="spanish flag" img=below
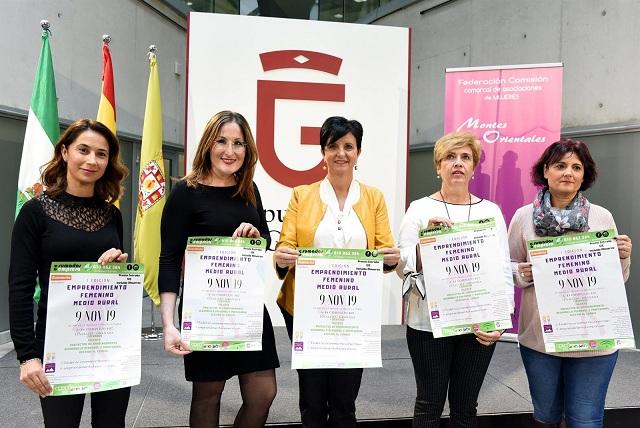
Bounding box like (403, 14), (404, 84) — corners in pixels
(97, 38), (116, 133)
(134, 49), (166, 306)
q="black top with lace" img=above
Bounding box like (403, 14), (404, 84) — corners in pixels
(9, 191), (123, 362)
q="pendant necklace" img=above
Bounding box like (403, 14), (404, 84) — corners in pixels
(440, 190), (472, 221)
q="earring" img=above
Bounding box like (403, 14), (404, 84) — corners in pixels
(436, 175), (440, 179)
(322, 164), (327, 171)
(472, 175), (475, 179)
(354, 164), (358, 170)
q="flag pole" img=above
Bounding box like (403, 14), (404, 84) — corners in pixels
(143, 297), (162, 340)
(20, 19), (59, 302)
(141, 44), (163, 341)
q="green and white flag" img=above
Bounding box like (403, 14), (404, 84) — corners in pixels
(16, 25), (60, 216)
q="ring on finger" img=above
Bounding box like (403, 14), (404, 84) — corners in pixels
(520, 272), (526, 278)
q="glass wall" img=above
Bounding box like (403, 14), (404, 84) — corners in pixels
(408, 147), (438, 204)
(576, 132), (640, 340)
(183, 0), (240, 14)
(0, 116), (26, 337)
(176, 0), (390, 22)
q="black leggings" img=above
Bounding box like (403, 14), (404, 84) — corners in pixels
(406, 326), (495, 428)
(40, 387), (130, 428)
(281, 306), (363, 428)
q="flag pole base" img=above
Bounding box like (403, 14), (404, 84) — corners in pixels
(142, 297), (163, 340)
(141, 326), (163, 341)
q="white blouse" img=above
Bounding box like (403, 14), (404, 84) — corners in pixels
(396, 196), (514, 332)
(313, 178), (367, 249)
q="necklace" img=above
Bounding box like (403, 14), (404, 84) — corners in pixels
(439, 190), (472, 221)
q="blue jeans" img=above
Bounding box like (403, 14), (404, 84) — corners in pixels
(520, 345), (618, 428)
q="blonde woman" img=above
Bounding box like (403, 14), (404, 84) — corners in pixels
(397, 132), (513, 427)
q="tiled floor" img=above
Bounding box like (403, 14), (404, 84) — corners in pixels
(1, 325), (639, 427)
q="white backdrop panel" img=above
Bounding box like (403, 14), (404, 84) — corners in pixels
(187, 13), (409, 324)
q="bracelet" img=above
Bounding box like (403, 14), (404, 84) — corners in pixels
(20, 357), (41, 367)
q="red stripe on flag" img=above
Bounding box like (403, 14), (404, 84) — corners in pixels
(102, 44), (116, 119)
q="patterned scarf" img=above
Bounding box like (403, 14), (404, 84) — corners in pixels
(532, 188), (590, 236)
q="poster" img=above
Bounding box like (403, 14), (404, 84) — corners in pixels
(183, 236), (267, 351)
(419, 218), (512, 337)
(528, 230), (635, 352)
(291, 248), (383, 369)
(43, 262), (143, 396)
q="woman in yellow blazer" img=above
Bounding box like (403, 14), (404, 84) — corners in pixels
(274, 116), (400, 428)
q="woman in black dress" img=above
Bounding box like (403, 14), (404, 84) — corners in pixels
(9, 119), (130, 427)
(159, 110), (279, 427)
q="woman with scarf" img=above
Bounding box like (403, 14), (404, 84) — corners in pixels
(508, 139), (632, 428)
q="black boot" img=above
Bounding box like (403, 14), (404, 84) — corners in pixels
(532, 419), (561, 428)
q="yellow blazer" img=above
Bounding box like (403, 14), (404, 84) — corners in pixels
(275, 180), (395, 315)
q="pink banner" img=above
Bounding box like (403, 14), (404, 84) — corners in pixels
(444, 64), (563, 332)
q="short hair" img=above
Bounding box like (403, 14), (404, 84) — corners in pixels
(531, 139), (597, 190)
(185, 110), (258, 206)
(41, 119), (128, 204)
(433, 132), (482, 169)
(319, 116), (363, 152)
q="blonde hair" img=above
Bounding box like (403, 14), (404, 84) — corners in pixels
(185, 111), (258, 206)
(433, 131), (482, 170)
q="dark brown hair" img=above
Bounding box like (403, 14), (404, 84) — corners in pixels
(320, 116), (363, 153)
(185, 110), (258, 206)
(531, 138), (597, 190)
(41, 119), (128, 203)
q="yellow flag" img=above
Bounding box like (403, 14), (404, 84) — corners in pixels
(134, 52), (165, 306)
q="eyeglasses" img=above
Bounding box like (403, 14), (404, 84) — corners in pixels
(214, 139), (247, 153)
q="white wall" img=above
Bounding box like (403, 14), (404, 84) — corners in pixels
(375, 0), (640, 342)
(373, 0), (640, 145)
(0, 0), (187, 146)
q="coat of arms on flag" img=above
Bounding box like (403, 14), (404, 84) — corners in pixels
(138, 160), (165, 213)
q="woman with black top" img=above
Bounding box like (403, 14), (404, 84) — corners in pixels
(158, 110), (279, 428)
(9, 119), (129, 427)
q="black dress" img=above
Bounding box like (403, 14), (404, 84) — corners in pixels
(158, 180), (279, 381)
(9, 192), (123, 363)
